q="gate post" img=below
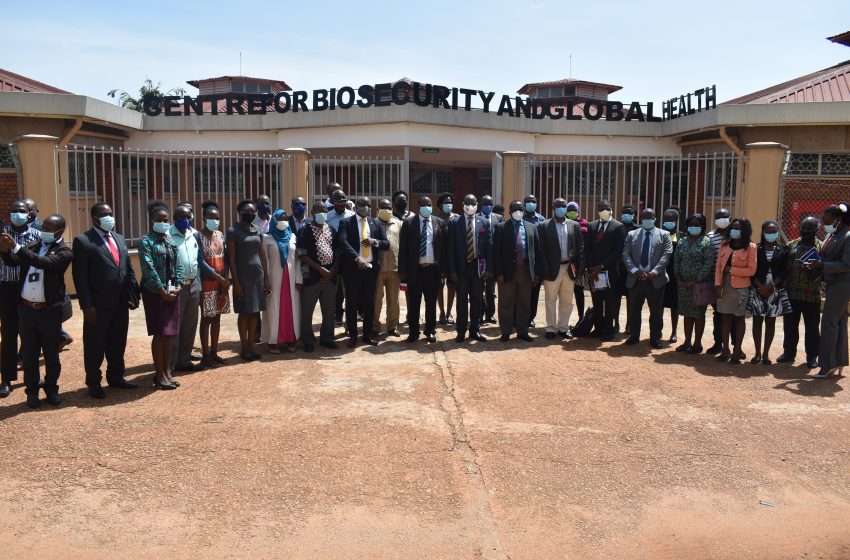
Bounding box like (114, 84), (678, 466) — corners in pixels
(11, 134), (60, 216)
(500, 151), (527, 207)
(282, 147), (310, 203)
(741, 142), (787, 232)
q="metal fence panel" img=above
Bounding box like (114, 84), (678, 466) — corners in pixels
(308, 155), (404, 207)
(778, 151), (850, 241)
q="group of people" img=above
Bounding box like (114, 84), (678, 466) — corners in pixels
(0, 186), (847, 409)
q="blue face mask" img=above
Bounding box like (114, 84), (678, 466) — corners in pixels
(441, 203), (453, 214)
(642, 219), (655, 230)
(205, 219), (220, 231)
(621, 214), (634, 224)
(687, 226), (702, 236)
(824, 224), (836, 234)
(40, 231), (56, 244)
(525, 202), (537, 213)
(481, 205), (493, 216)
(663, 221), (677, 231)
(175, 218), (191, 232)
(554, 207), (567, 218)
(729, 229), (742, 240)
(292, 203), (306, 217)
(10, 212), (28, 227)
(97, 215), (116, 232)
(258, 203), (271, 214)
(420, 206), (433, 218)
(764, 232), (779, 243)
(313, 213), (328, 225)
(153, 222), (170, 234)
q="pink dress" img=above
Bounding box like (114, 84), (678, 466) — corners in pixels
(277, 263), (296, 344)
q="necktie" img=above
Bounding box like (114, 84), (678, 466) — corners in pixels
(466, 217), (474, 261)
(420, 219), (428, 257)
(640, 231), (651, 268)
(106, 234), (120, 266)
(361, 217), (370, 259)
(516, 222), (525, 266)
(596, 221), (606, 242)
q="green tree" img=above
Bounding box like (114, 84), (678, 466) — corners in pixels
(108, 79), (186, 112)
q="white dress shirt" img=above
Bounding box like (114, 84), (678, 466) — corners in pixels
(17, 242), (51, 303)
(555, 219), (569, 261)
(419, 218), (435, 264)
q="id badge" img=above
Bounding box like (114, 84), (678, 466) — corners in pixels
(28, 271), (40, 283)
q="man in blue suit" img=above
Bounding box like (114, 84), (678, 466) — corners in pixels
(447, 194), (492, 343)
(338, 196), (389, 348)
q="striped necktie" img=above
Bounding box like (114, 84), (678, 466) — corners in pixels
(466, 217), (474, 261)
(420, 219), (428, 256)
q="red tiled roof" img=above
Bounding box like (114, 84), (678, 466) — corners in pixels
(187, 75), (290, 91)
(723, 59), (850, 104)
(0, 68), (71, 94)
(517, 79), (622, 95)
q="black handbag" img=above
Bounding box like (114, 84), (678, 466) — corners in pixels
(61, 294), (73, 323)
(128, 278), (141, 310)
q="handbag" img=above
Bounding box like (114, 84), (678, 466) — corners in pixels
(61, 294), (73, 323)
(128, 278), (141, 310)
(691, 281), (716, 307)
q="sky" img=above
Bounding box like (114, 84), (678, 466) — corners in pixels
(2, 0), (849, 106)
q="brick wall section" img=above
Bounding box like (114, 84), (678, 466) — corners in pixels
(0, 171), (19, 213)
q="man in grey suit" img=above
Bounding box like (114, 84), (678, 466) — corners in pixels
(622, 209), (673, 349)
(538, 198), (584, 339)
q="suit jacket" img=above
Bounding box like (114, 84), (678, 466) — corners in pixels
(586, 219), (626, 279)
(337, 214), (389, 275)
(1, 239), (73, 308)
(822, 225), (850, 285)
(622, 227), (673, 289)
(73, 227), (136, 311)
(538, 218), (585, 281)
(288, 215), (311, 233)
(446, 213), (493, 277)
(398, 214), (447, 282)
(493, 219), (543, 282)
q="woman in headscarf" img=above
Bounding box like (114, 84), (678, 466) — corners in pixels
(566, 201), (589, 322)
(261, 209), (301, 353)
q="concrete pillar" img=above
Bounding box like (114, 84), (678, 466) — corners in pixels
(12, 134), (60, 216)
(281, 147), (310, 203)
(741, 142), (788, 230)
(500, 151), (528, 207)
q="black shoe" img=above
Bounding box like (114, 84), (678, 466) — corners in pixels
(319, 340), (338, 349)
(426, 334), (437, 343)
(675, 343), (692, 352)
(650, 339), (662, 349)
(190, 353), (203, 361)
(687, 345), (703, 354)
(517, 333), (534, 342)
(88, 386), (107, 399)
(304, 343), (315, 353)
(776, 353), (795, 363)
(545, 332), (556, 340)
(175, 362), (203, 372)
(528, 320), (536, 328)
(455, 333), (466, 343)
(705, 343), (722, 355)
(45, 391), (62, 406)
(668, 335), (678, 343)
(486, 316), (496, 324)
(406, 333), (420, 343)
(107, 379), (138, 389)
(500, 333), (510, 342)
(152, 379), (177, 390)
(26, 392), (41, 408)
(362, 336), (378, 346)
(346, 338), (358, 348)
(470, 332), (487, 342)
(0, 382), (10, 398)
(560, 331), (574, 340)
(805, 358), (818, 369)
(600, 333), (614, 342)
(624, 336), (640, 345)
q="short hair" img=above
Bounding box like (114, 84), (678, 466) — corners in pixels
(90, 202), (111, 216)
(147, 199), (168, 218)
(759, 219), (779, 245)
(598, 199), (611, 209)
(684, 213), (706, 234)
(622, 205), (636, 214)
(436, 192), (453, 206)
(236, 199), (255, 212)
(391, 190), (408, 202)
(493, 204), (505, 214)
(201, 200), (219, 211)
(44, 214), (66, 230)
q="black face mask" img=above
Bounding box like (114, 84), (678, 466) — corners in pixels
(241, 212), (256, 224)
(394, 201), (407, 212)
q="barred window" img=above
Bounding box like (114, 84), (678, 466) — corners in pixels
(193, 161), (243, 194)
(0, 145), (15, 169)
(412, 169), (452, 194)
(67, 150), (98, 194)
(786, 153), (850, 177)
(706, 157), (737, 198)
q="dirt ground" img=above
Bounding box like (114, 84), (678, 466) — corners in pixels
(0, 294), (849, 560)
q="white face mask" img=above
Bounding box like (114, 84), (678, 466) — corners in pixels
(598, 210), (611, 221)
(276, 220), (289, 231)
(463, 204), (477, 216)
(511, 210), (524, 222)
(715, 218), (730, 229)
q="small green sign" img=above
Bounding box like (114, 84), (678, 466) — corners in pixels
(422, 148), (440, 154)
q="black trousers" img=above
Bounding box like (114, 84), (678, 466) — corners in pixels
(529, 282), (541, 323)
(344, 268), (378, 340)
(0, 282), (21, 384)
(456, 261), (483, 335)
(590, 283), (618, 336)
(407, 265), (440, 336)
(481, 276), (496, 321)
(84, 305), (130, 388)
(628, 280), (665, 341)
(783, 299), (820, 361)
(19, 304), (61, 394)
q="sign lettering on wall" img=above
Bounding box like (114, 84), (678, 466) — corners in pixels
(142, 82), (717, 123)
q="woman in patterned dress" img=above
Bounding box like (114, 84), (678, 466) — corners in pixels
(673, 213), (713, 354)
(198, 201), (230, 367)
(747, 220), (791, 365)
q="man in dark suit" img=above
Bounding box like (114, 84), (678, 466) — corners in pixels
(399, 196), (446, 344)
(585, 199), (626, 341)
(289, 196), (311, 232)
(477, 195), (502, 324)
(493, 200), (543, 342)
(72, 202), (139, 399)
(0, 214), (73, 409)
(539, 198), (585, 340)
(447, 194), (492, 343)
(338, 196), (389, 347)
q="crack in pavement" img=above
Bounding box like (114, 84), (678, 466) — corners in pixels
(430, 342), (509, 560)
